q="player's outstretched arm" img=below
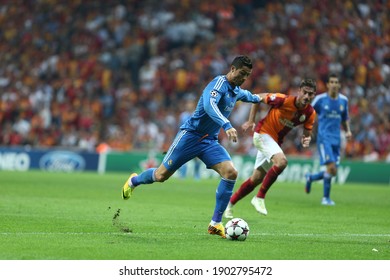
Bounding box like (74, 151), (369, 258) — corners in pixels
(242, 102), (261, 132)
(255, 93), (267, 102)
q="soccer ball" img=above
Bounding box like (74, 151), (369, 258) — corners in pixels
(225, 218), (250, 241)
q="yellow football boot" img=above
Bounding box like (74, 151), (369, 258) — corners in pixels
(208, 223), (226, 238)
(122, 173), (137, 200)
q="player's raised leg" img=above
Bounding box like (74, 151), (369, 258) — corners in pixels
(305, 171), (324, 194)
(121, 130), (189, 200)
(122, 173), (138, 199)
(122, 156), (180, 200)
(121, 167), (163, 199)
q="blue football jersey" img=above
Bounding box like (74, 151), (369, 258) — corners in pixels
(179, 111), (192, 126)
(312, 92), (349, 145)
(180, 75), (260, 139)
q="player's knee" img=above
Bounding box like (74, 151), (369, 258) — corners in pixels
(272, 153), (288, 170)
(223, 167), (238, 180)
(327, 164), (337, 176)
(251, 177), (262, 186)
(276, 157), (288, 170)
(329, 167), (337, 177)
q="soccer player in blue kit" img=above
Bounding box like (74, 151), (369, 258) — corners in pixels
(121, 55), (261, 238)
(305, 74), (352, 205)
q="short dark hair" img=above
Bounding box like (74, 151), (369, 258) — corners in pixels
(231, 55), (252, 69)
(300, 78), (316, 91)
(327, 73), (339, 82)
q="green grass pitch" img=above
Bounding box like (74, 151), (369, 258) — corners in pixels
(0, 170), (389, 260)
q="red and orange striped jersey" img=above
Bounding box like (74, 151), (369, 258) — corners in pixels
(255, 93), (316, 145)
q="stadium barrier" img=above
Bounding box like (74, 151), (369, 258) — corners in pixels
(1, 148), (388, 184)
(0, 147), (99, 172)
(103, 151), (389, 185)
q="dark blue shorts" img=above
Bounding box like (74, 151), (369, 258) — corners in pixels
(162, 130), (231, 172)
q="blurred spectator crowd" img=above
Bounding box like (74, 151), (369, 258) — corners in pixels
(0, 0), (389, 162)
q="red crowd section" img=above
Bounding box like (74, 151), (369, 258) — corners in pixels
(0, 0), (389, 162)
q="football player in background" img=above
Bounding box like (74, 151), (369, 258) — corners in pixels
(225, 79), (317, 218)
(305, 74), (352, 205)
(121, 55), (261, 238)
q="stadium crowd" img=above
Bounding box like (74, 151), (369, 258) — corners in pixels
(0, 0), (389, 162)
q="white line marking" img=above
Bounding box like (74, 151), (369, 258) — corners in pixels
(1, 232), (390, 237)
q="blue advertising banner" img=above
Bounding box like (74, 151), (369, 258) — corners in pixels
(0, 147), (99, 172)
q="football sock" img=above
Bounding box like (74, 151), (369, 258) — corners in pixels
(309, 171), (325, 182)
(131, 168), (157, 187)
(230, 178), (256, 205)
(212, 177), (235, 223)
(257, 165), (283, 198)
(323, 172), (332, 198)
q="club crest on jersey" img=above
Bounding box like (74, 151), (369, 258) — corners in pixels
(270, 94), (277, 101)
(299, 114), (306, 122)
(224, 102), (234, 112)
(168, 159), (173, 166)
(340, 105), (344, 111)
(210, 90), (218, 97)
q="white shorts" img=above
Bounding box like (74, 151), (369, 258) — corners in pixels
(253, 132), (283, 172)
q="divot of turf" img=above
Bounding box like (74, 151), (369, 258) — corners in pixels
(112, 208), (132, 233)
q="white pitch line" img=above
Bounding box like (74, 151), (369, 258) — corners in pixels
(1, 232), (390, 237)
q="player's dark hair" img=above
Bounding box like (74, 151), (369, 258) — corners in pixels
(327, 73), (339, 82)
(300, 78), (316, 91)
(231, 55), (252, 69)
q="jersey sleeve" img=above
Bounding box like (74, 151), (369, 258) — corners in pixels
(264, 93), (286, 107)
(304, 109), (316, 131)
(203, 86), (233, 131)
(237, 89), (261, 103)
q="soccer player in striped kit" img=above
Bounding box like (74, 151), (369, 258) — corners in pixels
(122, 55), (262, 238)
(305, 74), (352, 206)
(225, 79), (317, 217)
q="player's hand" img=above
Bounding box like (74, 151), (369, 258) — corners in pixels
(301, 135), (311, 148)
(241, 121), (256, 132)
(345, 131), (352, 141)
(255, 94), (263, 102)
(226, 128), (238, 143)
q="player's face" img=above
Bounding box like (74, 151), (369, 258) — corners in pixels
(327, 77), (340, 94)
(230, 66), (252, 86)
(298, 86), (316, 107)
